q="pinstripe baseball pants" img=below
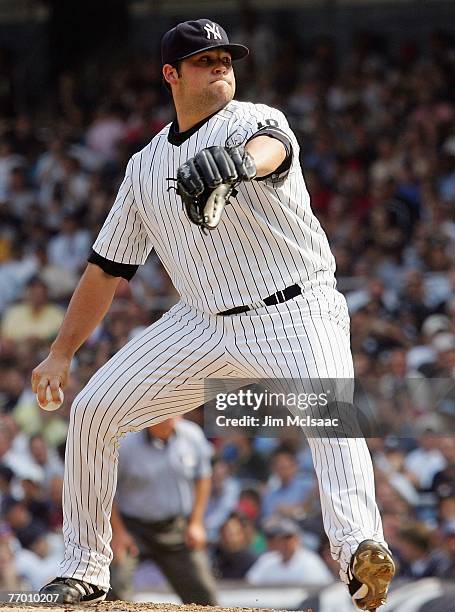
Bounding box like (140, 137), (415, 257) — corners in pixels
(60, 285), (385, 589)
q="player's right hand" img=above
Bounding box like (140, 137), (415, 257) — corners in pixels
(111, 529), (139, 562)
(31, 352), (72, 407)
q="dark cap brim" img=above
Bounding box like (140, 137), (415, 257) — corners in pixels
(166, 43), (249, 65)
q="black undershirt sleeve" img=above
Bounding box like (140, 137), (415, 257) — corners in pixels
(87, 250), (139, 281)
(246, 126), (293, 181)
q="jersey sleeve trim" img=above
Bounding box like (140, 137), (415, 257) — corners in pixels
(246, 126), (293, 181)
(88, 250), (139, 281)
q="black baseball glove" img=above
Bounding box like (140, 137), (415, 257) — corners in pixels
(176, 146), (257, 231)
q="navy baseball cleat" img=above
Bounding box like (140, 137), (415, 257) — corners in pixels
(348, 540), (395, 611)
(40, 577), (107, 603)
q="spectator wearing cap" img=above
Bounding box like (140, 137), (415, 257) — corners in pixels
(406, 314), (450, 371)
(246, 516), (333, 586)
(0, 276), (64, 342)
(261, 446), (315, 519)
(424, 332), (455, 377)
(212, 512), (258, 580)
(403, 427), (447, 491)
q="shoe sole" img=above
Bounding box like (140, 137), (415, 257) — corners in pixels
(81, 594), (107, 604)
(351, 540), (396, 611)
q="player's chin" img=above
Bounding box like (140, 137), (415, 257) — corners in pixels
(209, 80), (235, 102)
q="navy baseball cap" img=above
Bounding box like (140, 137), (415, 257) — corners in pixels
(161, 19), (249, 66)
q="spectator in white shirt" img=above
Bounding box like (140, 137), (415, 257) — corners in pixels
(404, 431), (447, 490)
(246, 516), (333, 587)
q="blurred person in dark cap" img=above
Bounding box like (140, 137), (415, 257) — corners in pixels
(246, 516), (333, 586)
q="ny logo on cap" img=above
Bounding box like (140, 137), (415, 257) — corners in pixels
(204, 22), (222, 40)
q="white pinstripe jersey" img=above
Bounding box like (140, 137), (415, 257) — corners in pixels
(93, 100), (336, 314)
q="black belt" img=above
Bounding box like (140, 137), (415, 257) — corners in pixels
(218, 284), (302, 316)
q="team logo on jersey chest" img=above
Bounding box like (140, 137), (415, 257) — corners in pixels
(204, 22), (222, 40)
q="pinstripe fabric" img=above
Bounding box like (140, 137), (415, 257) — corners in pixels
(92, 101), (336, 315)
(223, 286), (385, 582)
(59, 303), (230, 587)
(59, 290), (384, 588)
(61, 100), (386, 589)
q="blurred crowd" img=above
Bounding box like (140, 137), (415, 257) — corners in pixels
(0, 8), (454, 594)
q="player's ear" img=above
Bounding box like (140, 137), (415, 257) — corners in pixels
(163, 64), (179, 88)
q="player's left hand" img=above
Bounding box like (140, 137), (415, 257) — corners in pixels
(185, 520), (207, 549)
(176, 145), (256, 231)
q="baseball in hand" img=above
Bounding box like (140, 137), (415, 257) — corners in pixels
(37, 386), (64, 411)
